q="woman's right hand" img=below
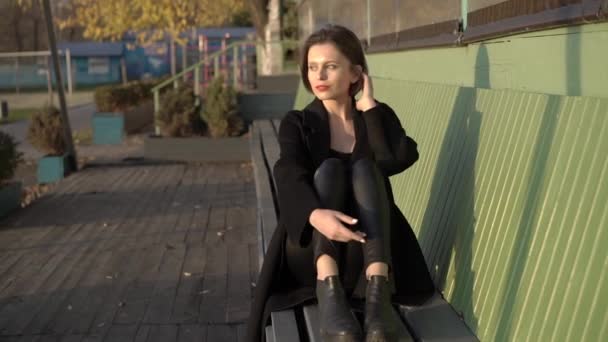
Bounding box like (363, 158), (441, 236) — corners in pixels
(309, 209), (367, 243)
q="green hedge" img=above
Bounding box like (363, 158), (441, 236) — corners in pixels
(94, 78), (166, 112)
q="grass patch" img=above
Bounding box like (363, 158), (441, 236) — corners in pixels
(0, 108), (38, 124)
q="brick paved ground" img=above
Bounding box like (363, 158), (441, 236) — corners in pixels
(0, 161), (257, 342)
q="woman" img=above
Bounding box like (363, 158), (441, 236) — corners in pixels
(246, 25), (435, 342)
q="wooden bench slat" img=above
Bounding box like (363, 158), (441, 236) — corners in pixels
(303, 304), (322, 342)
(304, 303), (415, 342)
(399, 292), (479, 342)
(261, 207), (278, 253)
(252, 118), (478, 342)
(265, 325), (275, 342)
(258, 121), (280, 160)
(272, 119), (281, 129)
(250, 122), (277, 268)
(271, 310), (301, 342)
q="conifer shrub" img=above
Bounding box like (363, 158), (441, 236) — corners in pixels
(201, 76), (244, 138)
(156, 84), (201, 137)
(0, 131), (23, 187)
(27, 105), (66, 156)
(94, 79), (162, 112)
(94, 84), (133, 112)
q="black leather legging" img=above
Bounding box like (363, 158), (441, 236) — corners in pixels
(285, 157), (392, 290)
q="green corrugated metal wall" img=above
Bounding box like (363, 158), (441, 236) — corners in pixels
(292, 24), (607, 341)
(383, 81), (607, 342)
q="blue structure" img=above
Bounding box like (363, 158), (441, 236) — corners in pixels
(122, 27), (256, 80)
(0, 59), (52, 90)
(0, 42), (124, 90)
(122, 42), (170, 80)
(37, 155), (67, 184)
(0, 27), (255, 89)
(58, 42), (124, 86)
(92, 112), (124, 145)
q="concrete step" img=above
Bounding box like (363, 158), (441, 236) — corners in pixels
(255, 74), (300, 93)
(238, 92), (295, 121)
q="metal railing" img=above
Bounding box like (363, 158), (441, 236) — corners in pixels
(0, 49), (75, 96)
(151, 39), (299, 135)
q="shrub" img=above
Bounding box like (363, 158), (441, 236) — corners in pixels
(0, 131), (23, 187)
(94, 84), (131, 112)
(94, 79), (161, 112)
(201, 76), (244, 138)
(156, 84), (201, 137)
(27, 105), (66, 156)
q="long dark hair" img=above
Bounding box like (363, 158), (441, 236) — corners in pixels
(300, 25), (368, 96)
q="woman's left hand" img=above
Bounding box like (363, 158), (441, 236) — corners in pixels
(356, 72), (377, 112)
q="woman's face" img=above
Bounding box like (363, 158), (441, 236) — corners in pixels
(307, 43), (360, 101)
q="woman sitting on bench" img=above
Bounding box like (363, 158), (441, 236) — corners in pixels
(247, 25), (435, 342)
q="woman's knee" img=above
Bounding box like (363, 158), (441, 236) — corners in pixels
(314, 158), (346, 203)
(314, 158), (345, 183)
(352, 158), (388, 208)
(351, 157), (381, 180)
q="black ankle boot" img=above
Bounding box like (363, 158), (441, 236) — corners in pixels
(364, 275), (403, 342)
(316, 275), (363, 342)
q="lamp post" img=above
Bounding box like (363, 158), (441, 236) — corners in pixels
(42, 0), (77, 171)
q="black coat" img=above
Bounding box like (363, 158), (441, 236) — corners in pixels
(246, 97), (435, 342)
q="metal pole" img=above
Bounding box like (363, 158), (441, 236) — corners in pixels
(170, 37), (176, 76)
(66, 48), (73, 95)
(42, 0), (77, 170)
(46, 56), (53, 105)
(203, 35), (209, 85)
(241, 45), (247, 88)
(120, 57), (127, 84)
(198, 35), (204, 63)
(461, 0), (468, 31)
(233, 45), (238, 89)
(15, 58), (20, 94)
(194, 65), (200, 98)
(308, 5), (314, 36)
(366, 0), (371, 46)
(395, 0), (400, 33)
(182, 43), (187, 82)
(214, 55), (219, 80)
(221, 35), (227, 83)
(154, 90), (160, 135)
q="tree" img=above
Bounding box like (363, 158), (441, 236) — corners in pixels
(55, 0), (247, 75)
(282, 0), (299, 41)
(246, 0), (283, 75)
(10, 1), (25, 51)
(0, 0), (47, 52)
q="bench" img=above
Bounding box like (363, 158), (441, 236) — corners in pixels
(250, 119), (479, 341)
